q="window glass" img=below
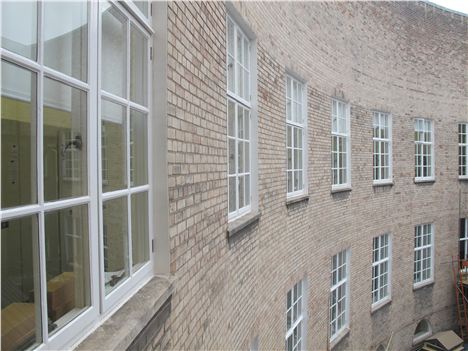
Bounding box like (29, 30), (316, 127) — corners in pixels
(102, 3), (127, 98)
(44, 2), (88, 81)
(133, 1), (149, 17)
(130, 25), (148, 106)
(44, 205), (90, 335)
(1, 60), (37, 209)
(1, 215), (42, 351)
(131, 192), (149, 270)
(102, 99), (127, 192)
(103, 196), (129, 295)
(130, 109), (148, 186)
(43, 78), (87, 201)
(1, 1), (37, 60)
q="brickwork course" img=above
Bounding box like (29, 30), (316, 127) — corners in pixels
(164, 1), (467, 350)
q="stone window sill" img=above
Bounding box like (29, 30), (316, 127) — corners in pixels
(286, 194), (309, 206)
(370, 297), (391, 314)
(414, 178), (435, 184)
(227, 210), (260, 238)
(373, 181), (393, 187)
(413, 279), (434, 291)
(76, 274), (174, 351)
(460, 177), (468, 182)
(330, 327), (350, 349)
(331, 186), (352, 194)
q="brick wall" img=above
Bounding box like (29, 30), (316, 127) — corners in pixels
(164, 1), (467, 350)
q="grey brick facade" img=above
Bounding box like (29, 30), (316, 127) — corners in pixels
(163, 1), (467, 350)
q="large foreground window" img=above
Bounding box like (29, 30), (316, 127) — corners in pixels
(286, 280), (305, 351)
(1, 2), (152, 350)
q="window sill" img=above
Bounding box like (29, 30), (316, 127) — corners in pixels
(227, 210), (260, 238)
(371, 297), (391, 314)
(460, 177), (468, 181)
(331, 186), (352, 194)
(414, 178), (435, 184)
(373, 181), (393, 187)
(76, 274), (174, 351)
(329, 327), (350, 349)
(413, 279), (434, 291)
(286, 193), (309, 206)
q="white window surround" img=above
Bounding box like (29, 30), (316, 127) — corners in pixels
(413, 319), (433, 345)
(414, 118), (435, 182)
(286, 74), (308, 198)
(0, 2), (156, 350)
(460, 218), (468, 260)
(286, 279), (307, 351)
(372, 111), (392, 185)
(329, 249), (350, 342)
(331, 98), (351, 191)
(371, 233), (391, 309)
(459, 123), (468, 179)
(226, 4), (258, 222)
(413, 223), (435, 289)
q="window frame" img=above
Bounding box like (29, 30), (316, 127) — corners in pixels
(372, 111), (392, 185)
(226, 9), (257, 222)
(286, 279), (306, 351)
(414, 118), (435, 182)
(329, 249), (350, 342)
(413, 223), (435, 288)
(0, 1), (154, 349)
(460, 218), (468, 260)
(331, 98), (351, 191)
(371, 233), (392, 309)
(286, 74), (307, 198)
(459, 123), (468, 179)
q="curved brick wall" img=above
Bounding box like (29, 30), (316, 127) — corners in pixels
(166, 2), (467, 349)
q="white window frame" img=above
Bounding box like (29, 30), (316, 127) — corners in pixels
(414, 118), (434, 182)
(226, 8), (257, 221)
(371, 233), (391, 309)
(286, 74), (307, 198)
(0, 1), (154, 349)
(286, 279), (306, 351)
(459, 123), (468, 179)
(331, 99), (351, 190)
(413, 223), (435, 288)
(372, 111), (392, 185)
(329, 249), (350, 342)
(460, 219), (468, 260)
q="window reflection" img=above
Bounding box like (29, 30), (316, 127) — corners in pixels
(44, 2), (88, 81)
(1, 60), (37, 209)
(1, 215), (42, 351)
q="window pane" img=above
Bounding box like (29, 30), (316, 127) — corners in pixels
(1, 215), (42, 351)
(43, 78), (87, 201)
(103, 197), (129, 295)
(1, 1), (37, 60)
(130, 25), (148, 106)
(131, 192), (149, 270)
(44, 1), (88, 81)
(228, 100), (235, 137)
(1, 61), (37, 209)
(102, 99), (126, 192)
(44, 205), (90, 335)
(130, 109), (148, 186)
(228, 177), (236, 213)
(102, 3), (127, 98)
(133, 1), (148, 17)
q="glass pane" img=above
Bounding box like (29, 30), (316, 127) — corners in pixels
(1, 1), (37, 60)
(102, 99), (126, 192)
(130, 25), (148, 106)
(228, 139), (235, 175)
(130, 109), (148, 187)
(228, 177), (236, 213)
(133, 1), (148, 17)
(102, 3), (126, 98)
(44, 205), (90, 335)
(228, 100), (235, 137)
(103, 197), (129, 294)
(1, 61), (37, 209)
(43, 78), (87, 201)
(1, 215), (42, 351)
(131, 192), (149, 270)
(44, 1), (88, 81)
